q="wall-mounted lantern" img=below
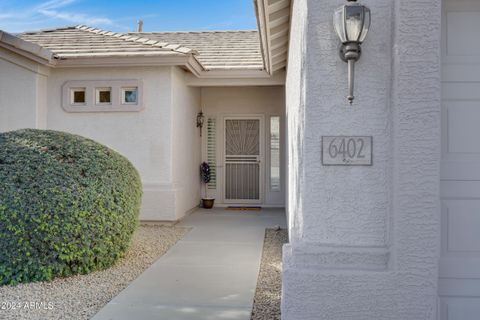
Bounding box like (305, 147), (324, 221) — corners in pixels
(333, 0), (371, 105)
(196, 111), (205, 136)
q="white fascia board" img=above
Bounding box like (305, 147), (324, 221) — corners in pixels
(52, 52), (283, 83)
(185, 69), (286, 86)
(0, 46), (52, 76)
(185, 55), (205, 77)
(0, 40), (55, 68)
(194, 69), (271, 79)
(253, 0), (273, 75)
(54, 55), (194, 68)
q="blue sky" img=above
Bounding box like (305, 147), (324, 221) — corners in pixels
(0, 0), (257, 33)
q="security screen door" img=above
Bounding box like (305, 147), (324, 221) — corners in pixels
(224, 117), (263, 203)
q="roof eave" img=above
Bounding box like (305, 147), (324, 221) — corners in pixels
(53, 54), (197, 68)
(253, 0), (272, 75)
(0, 30), (56, 66)
(185, 69), (286, 87)
(51, 52), (209, 76)
(52, 54), (274, 80)
(253, 0), (292, 74)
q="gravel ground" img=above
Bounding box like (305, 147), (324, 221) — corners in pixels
(251, 228), (288, 320)
(0, 225), (190, 320)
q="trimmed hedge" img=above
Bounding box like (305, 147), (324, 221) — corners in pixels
(0, 129), (142, 285)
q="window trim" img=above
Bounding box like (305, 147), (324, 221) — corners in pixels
(269, 115), (281, 192)
(62, 80), (144, 112)
(95, 87), (112, 105)
(121, 87), (139, 105)
(70, 87), (87, 105)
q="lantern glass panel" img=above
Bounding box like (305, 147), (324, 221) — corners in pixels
(345, 5), (364, 42)
(333, 7), (347, 43)
(359, 7), (371, 43)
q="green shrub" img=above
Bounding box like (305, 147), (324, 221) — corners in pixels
(0, 129), (142, 285)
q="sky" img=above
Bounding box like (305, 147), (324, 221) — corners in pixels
(0, 0), (258, 33)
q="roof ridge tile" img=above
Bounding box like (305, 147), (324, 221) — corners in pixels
(74, 25), (197, 56)
(131, 30), (258, 34)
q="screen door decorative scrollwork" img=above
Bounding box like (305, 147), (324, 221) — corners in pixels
(224, 117), (263, 203)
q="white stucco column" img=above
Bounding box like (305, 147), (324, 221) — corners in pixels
(282, 0), (441, 319)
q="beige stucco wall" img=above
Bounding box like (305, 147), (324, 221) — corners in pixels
(0, 48), (47, 131)
(47, 66), (172, 182)
(201, 86), (286, 206)
(46, 66), (177, 220)
(36, 72), (48, 129)
(0, 52), (283, 220)
(171, 67), (202, 219)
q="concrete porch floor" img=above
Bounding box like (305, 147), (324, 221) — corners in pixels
(92, 207), (287, 320)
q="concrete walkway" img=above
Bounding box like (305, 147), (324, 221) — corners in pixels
(92, 208), (287, 320)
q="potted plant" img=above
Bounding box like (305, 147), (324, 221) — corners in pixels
(200, 162), (215, 209)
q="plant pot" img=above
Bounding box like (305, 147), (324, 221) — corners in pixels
(202, 198), (215, 209)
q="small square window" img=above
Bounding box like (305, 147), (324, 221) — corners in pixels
(63, 80), (143, 112)
(71, 88), (86, 105)
(122, 87), (138, 104)
(96, 88), (111, 104)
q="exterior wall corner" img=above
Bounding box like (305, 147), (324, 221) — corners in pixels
(282, 0), (442, 318)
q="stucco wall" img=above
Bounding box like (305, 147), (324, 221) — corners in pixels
(0, 56), (283, 220)
(46, 66), (176, 220)
(201, 86), (286, 206)
(284, 0), (307, 239)
(36, 72), (48, 129)
(282, 0), (441, 319)
(0, 48), (46, 131)
(171, 67), (202, 219)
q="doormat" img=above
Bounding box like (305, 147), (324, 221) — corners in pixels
(226, 206), (262, 211)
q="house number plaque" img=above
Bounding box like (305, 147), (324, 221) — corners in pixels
(321, 136), (372, 166)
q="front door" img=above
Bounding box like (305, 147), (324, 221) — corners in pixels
(440, 0), (480, 318)
(223, 116), (264, 204)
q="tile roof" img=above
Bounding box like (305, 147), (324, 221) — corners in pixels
(128, 31), (264, 71)
(19, 26), (197, 60)
(16, 26), (265, 72)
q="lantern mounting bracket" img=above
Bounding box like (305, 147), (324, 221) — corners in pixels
(339, 42), (361, 63)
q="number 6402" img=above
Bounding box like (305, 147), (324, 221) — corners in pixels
(328, 137), (366, 159)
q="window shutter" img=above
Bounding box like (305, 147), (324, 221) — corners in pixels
(207, 118), (217, 190)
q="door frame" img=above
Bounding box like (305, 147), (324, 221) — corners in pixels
(222, 114), (265, 204)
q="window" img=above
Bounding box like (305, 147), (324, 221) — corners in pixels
(71, 88), (86, 105)
(96, 88), (112, 104)
(62, 80), (143, 112)
(270, 116), (281, 191)
(122, 87), (138, 104)
(206, 118), (217, 190)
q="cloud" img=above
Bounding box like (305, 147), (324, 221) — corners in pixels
(39, 9), (113, 25)
(36, 0), (113, 25)
(0, 0), (115, 32)
(36, 0), (78, 10)
(0, 13), (16, 19)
